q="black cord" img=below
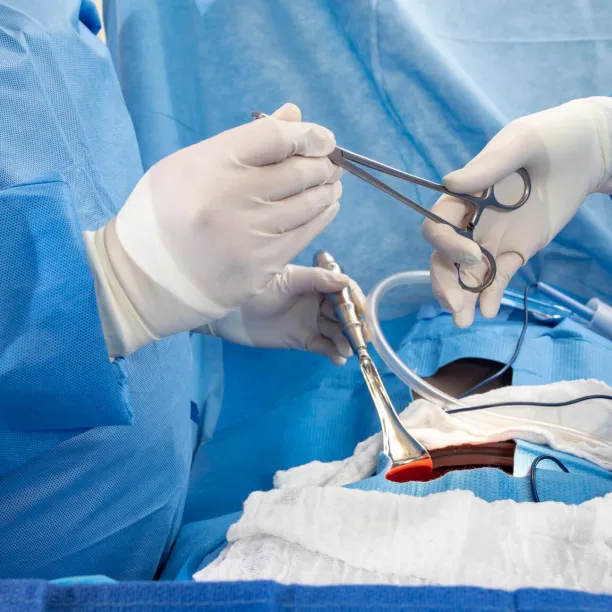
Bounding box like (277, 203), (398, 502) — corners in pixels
(529, 455), (569, 502)
(445, 283), (612, 413)
(447, 394), (612, 415)
(458, 285), (536, 399)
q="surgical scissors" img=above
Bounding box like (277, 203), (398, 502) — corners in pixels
(252, 111), (532, 293)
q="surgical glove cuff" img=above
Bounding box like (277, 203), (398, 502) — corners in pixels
(84, 228), (159, 358)
(197, 309), (253, 346)
(86, 219), (226, 357)
(113, 171), (231, 322)
(584, 96), (612, 194)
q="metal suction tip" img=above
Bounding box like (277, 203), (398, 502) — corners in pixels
(314, 251), (433, 483)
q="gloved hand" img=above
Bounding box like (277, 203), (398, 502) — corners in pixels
(84, 103), (343, 356)
(198, 264), (366, 366)
(422, 97), (612, 328)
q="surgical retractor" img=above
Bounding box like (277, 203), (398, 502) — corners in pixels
(313, 251), (433, 482)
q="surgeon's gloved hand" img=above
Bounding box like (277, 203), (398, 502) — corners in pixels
(198, 265), (364, 366)
(85, 103), (343, 357)
(422, 97), (612, 328)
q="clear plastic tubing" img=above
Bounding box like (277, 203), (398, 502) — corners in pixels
(366, 271), (466, 410)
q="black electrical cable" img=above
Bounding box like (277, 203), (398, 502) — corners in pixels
(458, 285), (536, 399)
(444, 284), (612, 414)
(529, 455), (569, 503)
(448, 394), (612, 415)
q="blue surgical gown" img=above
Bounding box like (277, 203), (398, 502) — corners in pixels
(0, 0), (197, 580)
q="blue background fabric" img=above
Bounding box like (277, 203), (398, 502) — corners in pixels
(160, 512), (240, 582)
(4, 581), (612, 612)
(0, 0), (196, 581)
(49, 576), (116, 586)
(395, 310), (612, 386)
(515, 439), (612, 479)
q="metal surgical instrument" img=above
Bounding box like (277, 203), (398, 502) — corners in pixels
(313, 251), (433, 482)
(252, 110), (532, 293)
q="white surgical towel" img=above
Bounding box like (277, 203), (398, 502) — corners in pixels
(194, 380), (612, 590)
(274, 379), (612, 489)
(194, 485), (612, 593)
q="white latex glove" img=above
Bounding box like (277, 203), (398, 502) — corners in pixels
(198, 265), (368, 366)
(422, 97), (612, 328)
(84, 103), (343, 357)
